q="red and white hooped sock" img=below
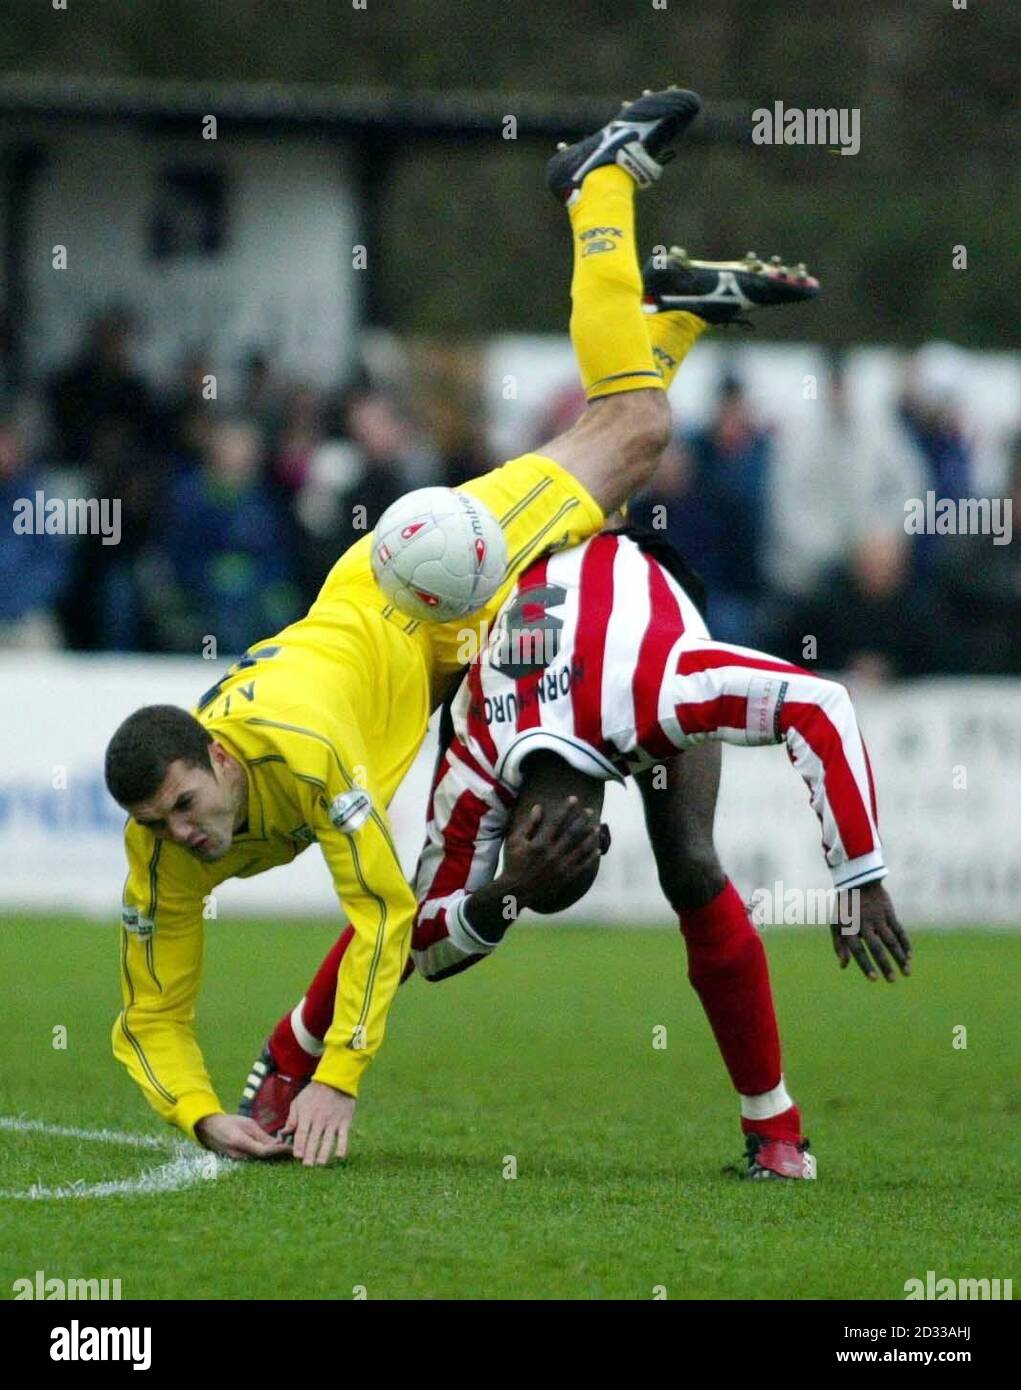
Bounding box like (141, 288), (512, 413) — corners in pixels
(740, 1092), (802, 1145)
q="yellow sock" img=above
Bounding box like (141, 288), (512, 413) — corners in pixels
(567, 167), (662, 402)
(644, 310), (709, 389)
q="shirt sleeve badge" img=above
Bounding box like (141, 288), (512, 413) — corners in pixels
(121, 905), (155, 937)
(328, 789), (373, 834)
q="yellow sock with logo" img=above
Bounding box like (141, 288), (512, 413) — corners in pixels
(567, 166), (663, 402)
(643, 309), (709, 389)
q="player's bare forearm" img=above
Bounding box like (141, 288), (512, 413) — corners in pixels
(462, 877), (519, 944)
(540, 388), (671, 514)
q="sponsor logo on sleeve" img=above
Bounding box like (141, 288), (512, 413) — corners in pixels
(581, 238), (618, 257)
(328, 790), (373, 834)
(120, 907), (154, 938)
(745, 675), (788, 746)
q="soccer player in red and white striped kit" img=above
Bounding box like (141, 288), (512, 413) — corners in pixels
(245, 525), (911, 1179)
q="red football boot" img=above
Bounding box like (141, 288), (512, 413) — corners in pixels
(238, 1042), (310, 1137)
(738, 1133), (817, 1180)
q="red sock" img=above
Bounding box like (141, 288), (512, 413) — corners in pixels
(740, 1105), (802, 1145)
(680, 880), (801, 1141)
(268, 926), (354, 1077)
(267, 926), (416, 1077)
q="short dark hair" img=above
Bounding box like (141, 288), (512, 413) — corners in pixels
(105, 705), (213, 807)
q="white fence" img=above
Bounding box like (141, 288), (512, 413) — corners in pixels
(1, 656), (1018, 927)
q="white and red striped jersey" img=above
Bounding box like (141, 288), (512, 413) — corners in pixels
(412, 531), (885, 980)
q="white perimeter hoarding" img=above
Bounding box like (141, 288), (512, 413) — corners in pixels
(0, 656), (1018, 929)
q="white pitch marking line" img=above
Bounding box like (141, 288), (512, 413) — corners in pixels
(0, 1115), (237, 1200)
(0, 1116), (171, 1149)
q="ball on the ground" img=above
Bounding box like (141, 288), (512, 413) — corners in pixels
(371, 487), (507, 622)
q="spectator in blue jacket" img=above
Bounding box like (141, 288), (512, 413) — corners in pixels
(633, 374), (773, 645)
(158, 417), (300, 656)
(0, 410), (70, 647)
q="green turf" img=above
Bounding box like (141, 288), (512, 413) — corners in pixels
(1, 917), (1017, 1300)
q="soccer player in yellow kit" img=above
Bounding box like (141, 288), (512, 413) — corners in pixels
(106, 88), (717, 1165)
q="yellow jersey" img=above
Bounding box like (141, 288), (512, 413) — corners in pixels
(115, 452), (604, 1139)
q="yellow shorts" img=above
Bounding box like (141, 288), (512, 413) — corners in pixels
(312, 452), (605, 704)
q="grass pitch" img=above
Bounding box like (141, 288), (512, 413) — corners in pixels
(1, 917), (1017, 1301)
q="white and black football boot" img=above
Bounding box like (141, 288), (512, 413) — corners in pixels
(547, 86), (702, 204)
(642, 246), (820, 324)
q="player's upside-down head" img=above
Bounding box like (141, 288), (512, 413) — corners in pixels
(508, 751), (609, 914)
(105, 705), (247, 861)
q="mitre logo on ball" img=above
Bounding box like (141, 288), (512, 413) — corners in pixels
(371, 486), (507, 622)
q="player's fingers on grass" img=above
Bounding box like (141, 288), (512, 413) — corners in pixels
(301, 1118), (325, 1168)
(300, 1112), (323, 1167)
(243, 1137), (279, 1160)
(248, 1130), (290, 1160)
(258, 1142), (292, 1161)
(237, 1118), (287, 1158)
(313, 1123), (336, 1167)
(291, 1109), (312, 1160)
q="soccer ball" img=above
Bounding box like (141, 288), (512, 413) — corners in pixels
(371, 487), (507, 622)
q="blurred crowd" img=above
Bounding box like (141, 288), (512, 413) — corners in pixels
(628, 365), (1020, 679)
(0, 308), (490, 658)
(1, 307), (1018, 679)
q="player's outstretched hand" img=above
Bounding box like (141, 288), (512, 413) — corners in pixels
(503, 797), (605, 910)
(281, 1080), (356, 1167)
(195, 1113), (291, 1161)
(831, 880), (912, 983)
